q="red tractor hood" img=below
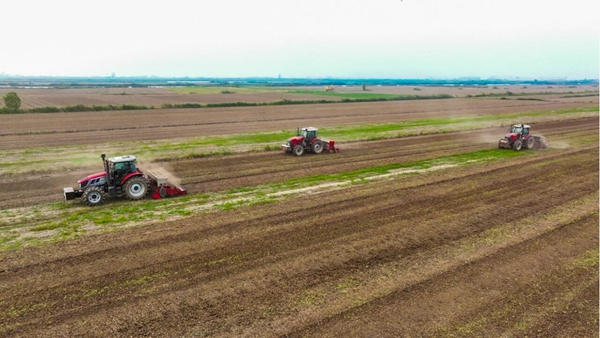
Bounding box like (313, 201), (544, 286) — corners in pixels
(288, 136), (304, 142)
(287, 136), (305, 144)
(504, 132), (519, 140)
(77, 172), (106, 184)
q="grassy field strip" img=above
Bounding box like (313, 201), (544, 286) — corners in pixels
(0, 107), (596, 176)
(258, 194), (599, 337)
(170, 87), (452, 99)
(286, 90), (444, 100)
(169, 86), (288, 95)
(0, 147), (543, 252)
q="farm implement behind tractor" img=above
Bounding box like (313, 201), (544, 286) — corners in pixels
(63, 154), (186, 206)
(498, 124), (548, 151)
(281, 127), (340, 156)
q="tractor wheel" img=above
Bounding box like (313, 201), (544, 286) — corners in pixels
(293, 144), (305, 156)
(312, 141), (324, 154)
(82, 186), (105, 207)
(525, 137), (535, 150)
(124, 176), (149, 200)
(512, 139), (523, 151)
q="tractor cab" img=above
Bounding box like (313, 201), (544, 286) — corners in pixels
(509, 124), (530, 136)
(107, 155), (139, 185)
(300, 127), (318, 143)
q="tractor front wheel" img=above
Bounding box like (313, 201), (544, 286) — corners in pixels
(124, 176), (149, 200)
(82, 186), (105, 206)
(513, 139), (523, 151)
(293, 145), (305, 156)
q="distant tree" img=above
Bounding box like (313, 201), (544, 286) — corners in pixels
(2, 92), (21, 113)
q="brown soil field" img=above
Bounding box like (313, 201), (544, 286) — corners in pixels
(0, 117), (596, 211)
(1, 85), (597, 109)
(289, 84), (599, 96)
(0, 140), (597, 337)
(1, 98), (597, 150)
(0, 89), (597, 337)
(0, 88), (340, 109)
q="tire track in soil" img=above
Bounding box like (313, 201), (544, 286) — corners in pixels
(0, 146), (597, 337)
(288, 213), (598, 338)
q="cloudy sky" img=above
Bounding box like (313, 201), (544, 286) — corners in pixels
(1, 0), (598, 79)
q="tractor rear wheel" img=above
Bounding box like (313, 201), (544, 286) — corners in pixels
(293, 144), (305, 156)
(82, 186), (105, 206)
(513, 139), (523, 151)
(525, 137), (535, 150)
(124, 176), (149, 200)
(312, 141), (324, 154)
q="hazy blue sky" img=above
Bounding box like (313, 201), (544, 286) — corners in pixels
(2, 0), (598, 79)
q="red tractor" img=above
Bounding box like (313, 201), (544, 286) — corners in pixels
(498, 124), (548, 151)
(281, 127), (340, 156)
(63, 154), (186, 206)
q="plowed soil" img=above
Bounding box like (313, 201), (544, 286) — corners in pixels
(2, 85), (597, 108)
(0, 87), (344, 109)
(0, 113), (598, 337)
(0, 118), (596, 210)
(1, 97), (597, 150)
(0, 142), (597, 337)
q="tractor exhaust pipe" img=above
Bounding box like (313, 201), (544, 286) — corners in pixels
(101, 153), (111, 184)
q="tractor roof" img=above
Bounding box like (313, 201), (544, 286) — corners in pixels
(108, 155), (136, 163)
(512, 124), (531, 128)
(302, 127), (318, 131)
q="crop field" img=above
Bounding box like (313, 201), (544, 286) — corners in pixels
(1, 84), (597, 109)
(0, 86), (598, 337)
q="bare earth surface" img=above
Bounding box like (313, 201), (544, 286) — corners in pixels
(1, 85), (597, 108)
(0, 97), (597, 150)
(0, 118), (596, 210)
(0, 87), (342, 108)
(0, 115), (598, 337)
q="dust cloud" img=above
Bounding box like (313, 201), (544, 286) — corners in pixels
(475, 132), (503, 145)
(546, 139), (570, 149)
(138, 161), (182, 186)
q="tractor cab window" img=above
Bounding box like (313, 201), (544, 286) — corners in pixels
(511, 126), (523, 134)
(113, 161), (135, 183)
(304, 130), (316, 140)
(114, 161), (135, 173)
(523, 128), (530, 135)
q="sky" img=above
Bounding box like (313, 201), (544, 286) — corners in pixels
(1, 0), (598, 79)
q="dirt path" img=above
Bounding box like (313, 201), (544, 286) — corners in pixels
(0, 143), (597, 337)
